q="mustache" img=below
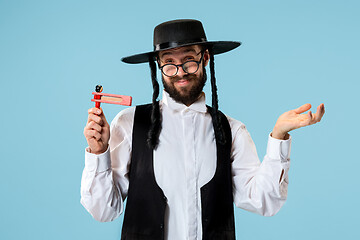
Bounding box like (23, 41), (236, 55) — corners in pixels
(170, 74), (197, 82)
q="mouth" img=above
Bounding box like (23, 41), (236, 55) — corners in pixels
(174, 75), (195, 86)
(175, 79), (190, 86)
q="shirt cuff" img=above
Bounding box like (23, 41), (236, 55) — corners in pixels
(84, 145), (111, 172)
(266, 133), (292, 162)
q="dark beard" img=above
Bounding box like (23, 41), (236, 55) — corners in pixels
(162, 67), (207, 106)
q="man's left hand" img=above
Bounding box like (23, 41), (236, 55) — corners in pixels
(271, 103), (325, 140)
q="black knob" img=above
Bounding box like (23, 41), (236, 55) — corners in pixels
(95, 85), (103, 93)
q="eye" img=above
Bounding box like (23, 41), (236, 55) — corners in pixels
(163, 58), (173, 63)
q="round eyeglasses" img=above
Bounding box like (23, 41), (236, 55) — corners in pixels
(159, 51), (204, 77)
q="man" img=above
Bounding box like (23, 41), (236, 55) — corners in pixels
(81, 19), (325, 240)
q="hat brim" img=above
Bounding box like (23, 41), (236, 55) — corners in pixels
(121, 41), (241, 64)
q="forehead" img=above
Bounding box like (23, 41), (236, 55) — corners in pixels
(159, 45), (201, 58)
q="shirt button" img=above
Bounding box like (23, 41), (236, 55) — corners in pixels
(183, 108), (190, 114)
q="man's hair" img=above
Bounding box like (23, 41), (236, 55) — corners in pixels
(208, 47), (226, 145)
(147, 46), (226, 150)
(148, 56), (162, 149)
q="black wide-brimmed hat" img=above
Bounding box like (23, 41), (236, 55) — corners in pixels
(121, 19), (241, 64)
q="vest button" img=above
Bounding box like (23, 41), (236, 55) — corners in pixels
(160, 224), (164, 229)
(163, 196), (167, 202)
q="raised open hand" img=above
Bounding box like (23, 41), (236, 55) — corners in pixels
(272, 103), (325, 139)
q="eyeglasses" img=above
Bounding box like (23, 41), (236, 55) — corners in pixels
(159, 51), (204, 77)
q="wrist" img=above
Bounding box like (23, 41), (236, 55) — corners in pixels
(89, 145), (108, 155)
(271, 128), (289, 140)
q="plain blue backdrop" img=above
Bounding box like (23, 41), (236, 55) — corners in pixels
(1, 0), (359, 239)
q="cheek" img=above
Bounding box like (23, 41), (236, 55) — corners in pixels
(163, 76), (172, 84)
(195, 70), (203, 79)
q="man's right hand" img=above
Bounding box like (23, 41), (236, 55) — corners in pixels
(84, 107), (110, 155)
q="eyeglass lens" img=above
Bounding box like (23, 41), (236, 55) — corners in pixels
(163, 61), (199, 77)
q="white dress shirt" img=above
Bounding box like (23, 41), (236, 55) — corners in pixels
(81, 90), (291, 240)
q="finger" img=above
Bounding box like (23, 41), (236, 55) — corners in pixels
(296, 112), (312, 128)
(84, 129), (102, 141)
(88, 107), (102, 115)
(88, 107), (108, 126)
(307, 110), (313, 123)
(294, 103), (312, 114)
(87, 114), (102, 125)
(320, 103), (325, 116)
(314, 105), (323, 122)
(87, 121), (102, 132)
(313, 104), (325, 123)
(98, 108), (109, 126)
(87, 114), (103, 125)
(317, 104), (325, 113)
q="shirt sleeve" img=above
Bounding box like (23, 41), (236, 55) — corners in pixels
(229, 118), (291, 217)
(80, 107), (135, 222)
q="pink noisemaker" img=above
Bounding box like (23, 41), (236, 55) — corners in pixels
(92, 85), (132, 108)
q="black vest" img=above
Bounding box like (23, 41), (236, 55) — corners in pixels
(121, 104), (235, 240)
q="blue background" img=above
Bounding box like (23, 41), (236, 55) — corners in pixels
(1, 0), (359, 239)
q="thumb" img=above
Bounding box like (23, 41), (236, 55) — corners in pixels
(294, 103), (312, 114)
(98, 107), (109, 125)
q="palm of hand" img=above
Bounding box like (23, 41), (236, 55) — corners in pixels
(273, 103), (325, 138)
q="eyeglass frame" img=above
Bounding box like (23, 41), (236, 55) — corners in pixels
(158, 50), (205, 77)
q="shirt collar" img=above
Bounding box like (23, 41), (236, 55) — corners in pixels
(161, 90), (207, 113)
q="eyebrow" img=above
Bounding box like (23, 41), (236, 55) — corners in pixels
(160, 48), (197, 58)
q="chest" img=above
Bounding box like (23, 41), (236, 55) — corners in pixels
(154, 109), (217, 190)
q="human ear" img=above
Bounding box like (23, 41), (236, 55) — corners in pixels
(156, 56), (161, 67)
(203, 50), (210, 67)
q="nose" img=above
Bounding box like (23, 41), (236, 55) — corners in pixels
(176, 65), (187, 78)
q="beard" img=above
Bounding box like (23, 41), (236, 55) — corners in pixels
(162, 67), (207, 106)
